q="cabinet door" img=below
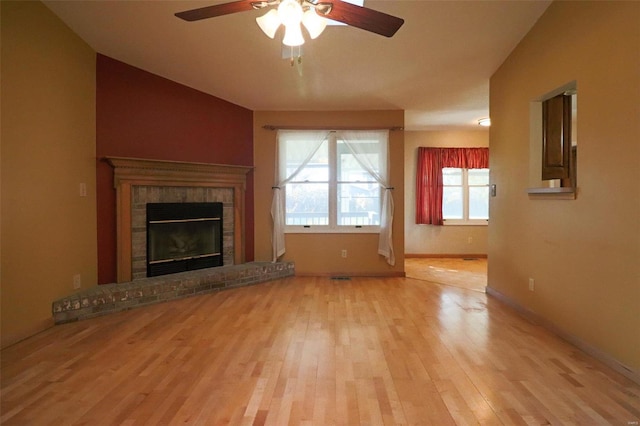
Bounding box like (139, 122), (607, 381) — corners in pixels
(542, 94), (571, 180)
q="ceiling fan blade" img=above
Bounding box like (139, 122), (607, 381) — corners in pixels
(175, 0), (258, 22)
(324, 0), (404, 37)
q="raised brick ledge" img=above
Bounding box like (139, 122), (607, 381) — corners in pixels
(52, 262), (294, 324)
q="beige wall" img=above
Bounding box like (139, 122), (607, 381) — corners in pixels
(253, 111), (404, 276)
(1, 1), (97, 347)
(489, 1), (639, 372)
(404, 130), (489, 256)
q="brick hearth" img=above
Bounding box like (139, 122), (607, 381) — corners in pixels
(52, 262), (294, 324)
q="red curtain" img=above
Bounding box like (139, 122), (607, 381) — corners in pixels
(416, 147), (489, 225)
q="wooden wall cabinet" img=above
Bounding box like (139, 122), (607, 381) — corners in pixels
(542, 94), (572, 180)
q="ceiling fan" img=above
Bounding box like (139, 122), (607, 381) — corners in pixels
(175, 0), (405, 42)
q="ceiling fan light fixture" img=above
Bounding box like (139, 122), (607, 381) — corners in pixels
(282, 22), (305, 46)
(277, 0), (303, 27)
(302, 9), (327, 39)
(256, 8), (281, 39)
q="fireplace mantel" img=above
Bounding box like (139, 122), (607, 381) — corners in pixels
(105, 157), (253, 283)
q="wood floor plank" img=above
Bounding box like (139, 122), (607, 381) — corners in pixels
(2, 273), (639, 425)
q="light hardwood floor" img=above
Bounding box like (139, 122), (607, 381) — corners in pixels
(2, 275), (639, 425)
(404, 258), (487, 293)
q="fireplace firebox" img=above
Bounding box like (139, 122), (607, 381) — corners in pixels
(146, 202), (223, 277)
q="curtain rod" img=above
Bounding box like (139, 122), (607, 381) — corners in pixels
(262, 125), (404, 131)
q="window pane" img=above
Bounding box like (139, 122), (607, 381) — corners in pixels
(290, 162), (329, 183)
(468, 168), (489, 185)
(337, 141), (379, 182)
(286, 140), (329, 182)
(339, 154), (378, 182)
(337, 183), (380, 225)
(469, 186), (489, 219)
(442, 187), (463, 219)
(443, 168), (463, 185)
(285, 183), (328, 225)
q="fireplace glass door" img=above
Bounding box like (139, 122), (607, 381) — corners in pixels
(146, 202), (223, 277)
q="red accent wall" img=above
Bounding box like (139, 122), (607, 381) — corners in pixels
(96, 54), (254, 284)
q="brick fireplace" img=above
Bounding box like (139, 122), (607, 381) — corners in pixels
(53, 157), (294, 323)
(106, 157), (253, 283)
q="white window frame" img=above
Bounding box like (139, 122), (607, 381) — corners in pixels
(284, 132), (382, 234)
(442, 167), (489, 226)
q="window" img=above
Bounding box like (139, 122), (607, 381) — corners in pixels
(415, 147), (489, 225)
(272, 129), (394, 264)
(283, 132), (384, 232)
(442, 168), (489, 225)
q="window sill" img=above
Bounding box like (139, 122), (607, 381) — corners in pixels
(442, 220), (488, 226)
(527, 187), (576, 200)
(284, 226), (380, 234)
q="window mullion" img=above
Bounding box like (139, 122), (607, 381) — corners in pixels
(463, 169), (470, 221)
(328, 133), (337, 228)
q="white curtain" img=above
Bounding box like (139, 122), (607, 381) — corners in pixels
(338, 130), (395, 266)
(271, 130), (329, 262)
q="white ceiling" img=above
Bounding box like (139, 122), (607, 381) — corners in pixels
(43, 0), (550, 130)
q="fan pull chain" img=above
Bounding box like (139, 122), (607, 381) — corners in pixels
(288, 46), (302, 67)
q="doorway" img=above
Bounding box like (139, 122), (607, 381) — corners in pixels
(404, 257), (487, 292)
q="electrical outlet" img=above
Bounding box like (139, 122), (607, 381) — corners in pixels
(341, 249), (347, 258)
(467, 236), (473, 244)
(79, 183), (87, 197)
(528, 278), (535, 291)
(73, 274), (81, 289)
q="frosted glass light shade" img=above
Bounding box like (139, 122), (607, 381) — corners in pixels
(277, 0), (303, 27)
(282, 23), (305, 46)
(302, 9), (327, 39)
(256, 9), (281, 39)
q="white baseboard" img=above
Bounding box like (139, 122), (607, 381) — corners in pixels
(486, 286), (640, 385)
